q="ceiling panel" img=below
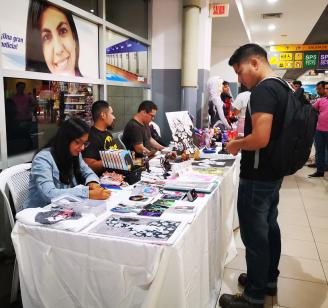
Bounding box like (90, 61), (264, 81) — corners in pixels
(240, 0), (328, 46)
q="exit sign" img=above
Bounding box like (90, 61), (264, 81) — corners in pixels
(210, 3), (229, 17)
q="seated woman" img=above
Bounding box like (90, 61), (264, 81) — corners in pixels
(23, 118), (111, 208)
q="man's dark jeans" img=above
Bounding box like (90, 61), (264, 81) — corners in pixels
(237, 178), (283, 304)
(315, 130), (328, 173)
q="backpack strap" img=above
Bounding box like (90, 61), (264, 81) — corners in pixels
(247, 99), (260, 170)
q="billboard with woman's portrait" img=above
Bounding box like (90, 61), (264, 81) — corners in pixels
(0, 0), (99, 79)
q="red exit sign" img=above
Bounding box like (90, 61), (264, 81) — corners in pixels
(209, 3), (229, 17)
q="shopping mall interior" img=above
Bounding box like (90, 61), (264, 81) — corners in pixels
(0, 0), (328, 307)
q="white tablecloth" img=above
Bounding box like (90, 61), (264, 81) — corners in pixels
(11, 158), (240, 308)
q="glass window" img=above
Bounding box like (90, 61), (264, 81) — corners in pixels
(4, 78), (97, 157)
(106, 0), (149, 39)
(107, 86), (146, 133)
(64, 0), (99, 16)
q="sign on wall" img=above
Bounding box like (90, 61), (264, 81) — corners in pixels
(0, 0), (99, 78)
(106, 30), (148, 84)
(269, 44), (328, 70)
(209, 3), (229, 18)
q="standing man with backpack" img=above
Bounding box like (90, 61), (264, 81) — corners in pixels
(218, 44), (316, 308)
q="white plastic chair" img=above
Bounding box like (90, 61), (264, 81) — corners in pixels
(0, 163), (31, 303)
(117, 132), (127, 150)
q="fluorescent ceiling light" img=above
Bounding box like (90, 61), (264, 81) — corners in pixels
(268, 24), (276, 31)
(267, 0), (278, 3)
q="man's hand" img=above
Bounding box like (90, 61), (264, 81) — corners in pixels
(226, 140), (241, 156)
(88, 182), (102, 190)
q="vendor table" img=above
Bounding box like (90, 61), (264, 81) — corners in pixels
(12, 157), (240, 308)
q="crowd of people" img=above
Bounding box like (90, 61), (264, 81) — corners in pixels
(21, 41), (328, 308)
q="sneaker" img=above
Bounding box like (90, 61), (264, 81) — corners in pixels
(219, 293), (263, 308)
(308, 172), (324, 177)
(238, 273), (277, 296)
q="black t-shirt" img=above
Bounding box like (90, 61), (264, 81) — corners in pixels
(240, 79), (288, 181)
(82, 126), (118, 161)
(122, 119), (152, 157)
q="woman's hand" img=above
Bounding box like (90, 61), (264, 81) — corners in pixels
(89, 186), (111, 200)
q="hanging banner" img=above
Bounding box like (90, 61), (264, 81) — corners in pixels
(0, 0), (99, 78)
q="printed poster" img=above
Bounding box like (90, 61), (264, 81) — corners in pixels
(106, 30), (148, 84)
(0, 0), (99, 78)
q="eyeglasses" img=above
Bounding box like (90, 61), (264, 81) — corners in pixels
(74, 139), (90, 148)
(147, 113), (156, 119)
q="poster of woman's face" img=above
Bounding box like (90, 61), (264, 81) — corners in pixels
(0, 0), (98, 78)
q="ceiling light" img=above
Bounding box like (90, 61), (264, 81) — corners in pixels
(268, 24), (276, 31)
(90, 9), (94, 13)
(267, 0), (278, 3)
(269, 41), (275, 46)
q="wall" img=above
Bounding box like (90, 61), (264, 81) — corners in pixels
(151, 0), (183, 143)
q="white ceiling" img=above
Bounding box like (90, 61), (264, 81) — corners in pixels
(240, 0), (328, 46)
(210, 0), (328, 82)
(211, 0), (327, 49)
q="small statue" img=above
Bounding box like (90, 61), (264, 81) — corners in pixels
(160, 155), (171, 178)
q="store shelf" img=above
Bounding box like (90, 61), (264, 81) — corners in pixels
(64, 102), (86, 105)
(64, 94), (85, 97)
(64, 110), (85, 114)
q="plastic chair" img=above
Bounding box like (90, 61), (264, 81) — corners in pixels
(0, 163), (31, 303)
(117, 132), (127, 150)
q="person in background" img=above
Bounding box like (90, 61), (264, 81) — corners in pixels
(122, 100), (165, 157)
(232, 90), (251, 135)
(11, 82), (35, 124)
(220, 44), (287, 308)
(315, 81), (327, 99)
(308, 81), (328, 170)
(149, 121), (168, 147)
(83, 100), (118, 175)
(308, 83), (328, 177)
(207, 76), (231, 130)
(26, 0), (82, 76)
(292, 80), (309, 104)
(23, 118), (110, 209)
(221, 80), (237, 125)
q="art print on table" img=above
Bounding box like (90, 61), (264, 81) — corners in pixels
(166, 111), (198, 154)
(161, 191), (184, 201)
(191, 158), (235, 168)
(35, 207), (82, 225)
(89, 214), (183, 245)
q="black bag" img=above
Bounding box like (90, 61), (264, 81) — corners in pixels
(264, 78), (317, 177)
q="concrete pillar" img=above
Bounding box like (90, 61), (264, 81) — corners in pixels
(181, 0), (201, 120)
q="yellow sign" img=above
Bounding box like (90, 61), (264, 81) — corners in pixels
(280, 53), (293, 61)
(294, 61), (303, 68)
(277, 61), (286, 69)
(286, 61), (294, 69)
(270, 44), (328, 52)
(295, 53), (303, 61)
(269, 56), (277, 65)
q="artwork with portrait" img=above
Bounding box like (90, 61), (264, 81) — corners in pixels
(0, 0), (98, 78)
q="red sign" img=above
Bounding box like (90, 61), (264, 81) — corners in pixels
(210, 3), (229, 17)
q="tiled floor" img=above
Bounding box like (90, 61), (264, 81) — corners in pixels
(218, 167), (328, 308)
